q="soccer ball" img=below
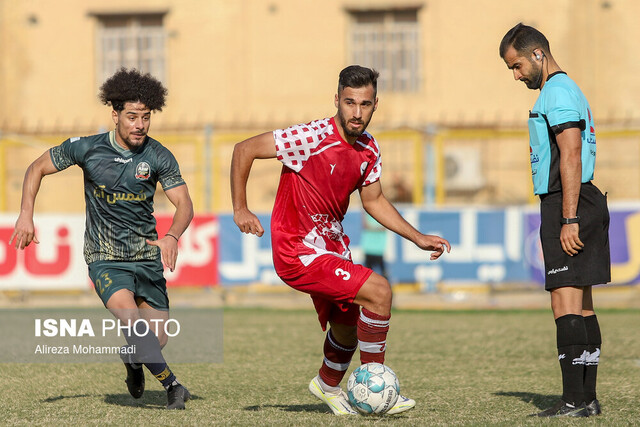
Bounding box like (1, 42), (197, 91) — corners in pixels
(347, 362), (400, 415)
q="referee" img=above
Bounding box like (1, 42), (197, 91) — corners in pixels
(500, 23), (611, 417)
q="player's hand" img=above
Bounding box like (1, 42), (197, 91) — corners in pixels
(560, 223), (583, 256)
(9, 216), (39, 250)
(233, 208), (264, 237)
(146, 235), (179, 272)
(415, 235), (451, 260)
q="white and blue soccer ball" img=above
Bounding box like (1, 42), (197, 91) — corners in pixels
(347, 362), (400, 415)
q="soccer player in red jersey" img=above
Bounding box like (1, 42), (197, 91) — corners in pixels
(231, 65), (450, 415)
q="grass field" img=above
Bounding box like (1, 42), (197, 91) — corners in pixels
(1, 307), (639, 425)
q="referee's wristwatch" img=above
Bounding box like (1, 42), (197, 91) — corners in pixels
(561, 216), (580, 225)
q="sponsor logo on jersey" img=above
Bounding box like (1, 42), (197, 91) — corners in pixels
(114, 157), (132, 164)
(330, 164), (336, 175)
(135, 162), (151, 180)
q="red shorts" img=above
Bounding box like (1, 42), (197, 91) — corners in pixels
(275, 254), (373, 331)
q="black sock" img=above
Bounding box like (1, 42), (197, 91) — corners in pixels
(123, 323), (176, 389)
(583, 314), (601, 403)
(555, 314), (587, 406)
(150, 364), (177, 389)
(120, 345), (142, 369)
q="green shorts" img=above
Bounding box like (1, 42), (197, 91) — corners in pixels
(88, 259), (170, 310)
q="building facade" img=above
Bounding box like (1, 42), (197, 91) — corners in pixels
(2, 0), (639, 133)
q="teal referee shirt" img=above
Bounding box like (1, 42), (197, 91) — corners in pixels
(527, 72), (596, 195)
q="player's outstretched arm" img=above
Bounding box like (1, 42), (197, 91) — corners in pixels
(360, 181), (450, 260)
(230, 132), (277, 237)
(10, 150), (60, 250)
(146, 184), (194, 272)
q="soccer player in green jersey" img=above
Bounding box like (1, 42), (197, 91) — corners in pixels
(10, 68), (194, 410)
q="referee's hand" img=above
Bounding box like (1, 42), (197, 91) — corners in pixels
(560, 223), (584, 256)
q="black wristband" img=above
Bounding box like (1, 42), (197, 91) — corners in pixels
(165, 233), (179, 242)
(561, 216), (580, 225)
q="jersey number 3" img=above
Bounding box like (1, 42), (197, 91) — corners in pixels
(335, 268), (351, 281)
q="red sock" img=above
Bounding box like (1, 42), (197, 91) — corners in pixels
(318, 330), (357, 387)
(357, 308), (390, 364)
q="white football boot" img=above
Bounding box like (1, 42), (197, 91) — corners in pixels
(308, 376), (357, 415)
(386, 394), (416, 415)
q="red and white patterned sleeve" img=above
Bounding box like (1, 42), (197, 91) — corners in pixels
(362, 135), (382, 186)
(272, 118), (334, 172)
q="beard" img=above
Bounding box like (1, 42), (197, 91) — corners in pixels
(524, 62), (544, 90)
(117, 126), (147, 150)
(337, 109), (371, 139)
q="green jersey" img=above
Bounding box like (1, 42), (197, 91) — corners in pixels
(50, 131), (185, 264)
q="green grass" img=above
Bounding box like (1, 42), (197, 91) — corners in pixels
(1, 308), (639, 425)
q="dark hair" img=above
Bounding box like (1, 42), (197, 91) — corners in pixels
(99, 68), (167, 112)
(338, 65), (379, 96)
(499, 23), (550, 58)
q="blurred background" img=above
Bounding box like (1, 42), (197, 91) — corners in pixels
(1, 0), (639, 305)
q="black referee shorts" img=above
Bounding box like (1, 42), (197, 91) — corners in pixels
(539, 182), (611, 290)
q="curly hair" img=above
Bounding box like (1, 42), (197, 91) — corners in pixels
(99, 68), (167, 112)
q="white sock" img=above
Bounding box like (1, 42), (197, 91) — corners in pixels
(317, 376), (341, 394)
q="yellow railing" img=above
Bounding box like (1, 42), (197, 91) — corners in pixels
(2, 127), (639, 213)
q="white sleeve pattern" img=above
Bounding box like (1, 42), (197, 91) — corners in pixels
(357, 134), (382, 185)
(273, 118), (334, 172)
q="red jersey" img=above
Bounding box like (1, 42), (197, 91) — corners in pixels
(270, 117), (382, 274)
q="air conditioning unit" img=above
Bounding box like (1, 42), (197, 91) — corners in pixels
(443, 146), (485, 191)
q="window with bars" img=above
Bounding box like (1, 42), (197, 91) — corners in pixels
(350, 9), (421, 93)
(96, 14), (166, 84)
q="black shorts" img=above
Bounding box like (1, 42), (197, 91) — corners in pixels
(539, 182), (611, 291)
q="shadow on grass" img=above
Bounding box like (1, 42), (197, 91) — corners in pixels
(42, 394), (94, 403)
(104, 391), (203, 409)
(42, 390), (202, 409)
(494, 391), (560, 410)
(244, 404), (408, 419)
(245, 403), (328, 414)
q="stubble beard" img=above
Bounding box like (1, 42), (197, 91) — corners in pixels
(525, 61), (544, 90)
(118, 127), (146, 150)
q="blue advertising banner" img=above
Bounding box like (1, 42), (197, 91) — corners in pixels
(218, 204), (640, 286)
